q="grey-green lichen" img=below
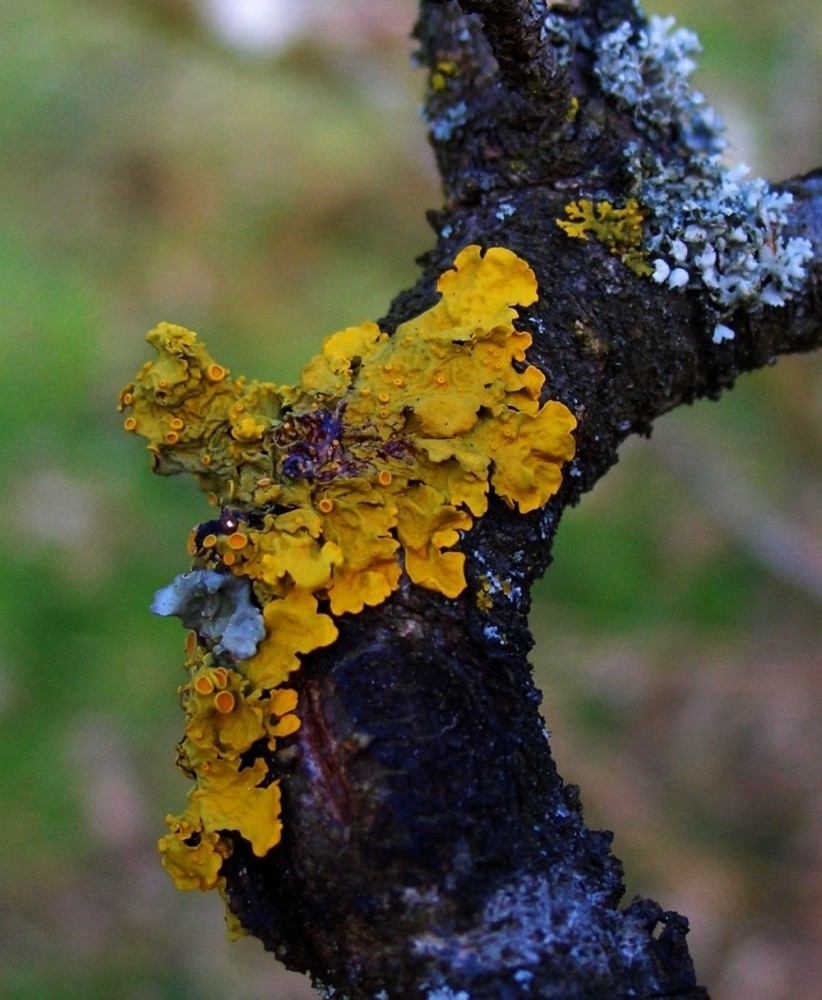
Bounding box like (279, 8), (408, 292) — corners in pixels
(548, 6), (815, 342)
(151, 569), (265, 662)
(594, 12), (724, 157)
(601, 15), (814, 338)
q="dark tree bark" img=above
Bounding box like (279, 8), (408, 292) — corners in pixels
(204, 2), (821, 997)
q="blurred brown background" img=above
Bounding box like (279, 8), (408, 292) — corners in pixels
(1, 2), (820, 998)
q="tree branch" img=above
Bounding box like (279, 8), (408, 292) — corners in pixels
(129, 2), (822, 997)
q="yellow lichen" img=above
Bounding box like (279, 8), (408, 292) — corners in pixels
(430, 59), (459, 92)
(476, 576), (494, 612)
(245, 590), (339, 689)
(396, 484), (472, 597)
(221, 894), (250, 940)
(192, 757), (283, 858)
(122, 245), (577, 922)
(158, 813), (232, 892)
(269, 687), (298, 716)
(556, 198), (653, 276)
(183, 666), (267, 756)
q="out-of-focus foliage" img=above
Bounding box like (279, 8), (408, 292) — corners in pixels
(0, 1), (820, 998)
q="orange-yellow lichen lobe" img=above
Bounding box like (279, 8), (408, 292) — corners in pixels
(158, 814), (232, 892)
(270, 687), (299, 716)
(192, 757), (283, 858)
(245, 591), (338, 690)
(267, 712), (301, 738)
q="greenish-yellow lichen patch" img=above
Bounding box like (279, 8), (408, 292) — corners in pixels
(557, 198), (652, 276)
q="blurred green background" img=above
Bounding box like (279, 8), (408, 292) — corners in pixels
(1, 2), (820, 998)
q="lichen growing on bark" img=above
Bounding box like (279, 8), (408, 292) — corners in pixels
(119, 245), (576, 919)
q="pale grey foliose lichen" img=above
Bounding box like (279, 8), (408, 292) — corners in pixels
(151, 569), (265, 661)
(545, 7), (814, 343)
(594, 14), (724, 157)
(595, 15), (814, 340)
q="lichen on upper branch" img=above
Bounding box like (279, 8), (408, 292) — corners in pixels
(545, 10), (817, 341)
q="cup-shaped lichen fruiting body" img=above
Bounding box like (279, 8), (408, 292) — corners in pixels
(121, 246), (577, 921)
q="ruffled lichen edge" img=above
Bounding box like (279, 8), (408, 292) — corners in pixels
(118, 245), (576, 928)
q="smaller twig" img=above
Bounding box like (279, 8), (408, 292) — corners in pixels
(424, 0), (564, 95)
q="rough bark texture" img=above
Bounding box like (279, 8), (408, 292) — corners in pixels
(218, 2), (822, 997)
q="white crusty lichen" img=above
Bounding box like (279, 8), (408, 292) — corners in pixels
(424, 987), (471, 1000)
(712, 322), (736, 345)
(426, 99), (469, 142)
(541, 12), (575, 67)
(413, 870), (645, 990)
